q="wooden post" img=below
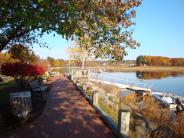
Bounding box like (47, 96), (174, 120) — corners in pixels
(71, 69), (74, 75)
(76, 81), (80, 87)
(88, 69), (90, 79)
(71, 70), (74, 80)
(83, 84), (87, 91)
(92, 91), (99, 106)
(117, 110), (130, 138)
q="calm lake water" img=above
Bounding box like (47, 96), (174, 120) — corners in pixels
(90, 71), (184, 96)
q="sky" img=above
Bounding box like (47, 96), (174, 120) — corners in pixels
(33, 0), (184, 60)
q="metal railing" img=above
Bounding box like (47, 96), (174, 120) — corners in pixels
(89, 71), (153, 90)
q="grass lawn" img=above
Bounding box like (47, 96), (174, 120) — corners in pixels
(98, 97), (118, 125)
(0, 79), (18, 105)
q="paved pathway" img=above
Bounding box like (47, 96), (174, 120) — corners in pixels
(2, 76), (115, 138)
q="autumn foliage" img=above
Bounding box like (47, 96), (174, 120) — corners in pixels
(1, 62), (46, 87)
(136, 56), (184, 66)
(171, 112), (184, 137)
(0, 53), (18, 66)
(136, 71), (184, 80)
(1, 63), (46, 77)
(121, 93), (184, 136)
(1, 0), (142, 61)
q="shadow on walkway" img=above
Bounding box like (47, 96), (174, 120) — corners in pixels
(1, 76), (115, 138)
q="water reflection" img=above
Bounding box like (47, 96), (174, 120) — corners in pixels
(93, 71), (184, 96)
(136, 71), (184, 80)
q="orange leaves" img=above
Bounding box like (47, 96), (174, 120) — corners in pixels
(131, 10), (136, 18)
(121, 0), (142, 11)
(171, 112), (184, 137)
(136, 56), (184, 66)
(121, 3), (126, 11)
(128, 1), (134, 8)
(124, 19), (132, 27)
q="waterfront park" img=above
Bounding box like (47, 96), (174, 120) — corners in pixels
(0, 0), (184, 138)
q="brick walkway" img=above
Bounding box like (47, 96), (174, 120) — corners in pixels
(2, 76), (115, 138)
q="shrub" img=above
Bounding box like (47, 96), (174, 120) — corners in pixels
(139, 95), (170, 126)
(1, 62), (46, 87)
(136, 55), (147, 65)
(171, 112), (184, 137)
(121, 92), (138, 110)
(121, 94), (171, 126)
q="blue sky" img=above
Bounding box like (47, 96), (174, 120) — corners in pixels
(33, 0), (184, 60)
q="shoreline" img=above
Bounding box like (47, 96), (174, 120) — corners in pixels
(91, 66), (184, 72)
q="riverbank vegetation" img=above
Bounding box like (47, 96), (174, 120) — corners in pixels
(121, 93), (184, 137)
(136, 56), (184, 66)
(91, 81), (121, 96)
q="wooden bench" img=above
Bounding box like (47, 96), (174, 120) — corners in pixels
(28, 80), (48, 96)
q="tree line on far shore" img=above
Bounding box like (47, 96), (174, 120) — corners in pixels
(136, 56), (184, 66)
(0, 52), (125, 68)
(0, 45), (133, 68)
(0, 49), (106, 68)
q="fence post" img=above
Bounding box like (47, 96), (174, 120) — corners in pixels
(71, 69), (73, 75)
(70, 70), (73, 80)
(83, 84), (87, 91)
(71, 74), (73, 81)
(92, 91), (99, 106)
(76, 81), (80, 87)
(117, 110), (130, 138)
(88, 69), (91, 79)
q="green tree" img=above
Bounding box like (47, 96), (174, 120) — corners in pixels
(0, 0), (142, 61)
(47, 57), (64, 67)
(9, 45), (39, 64)
(47, 56), (55, 67)
(136, 55), (146, 65)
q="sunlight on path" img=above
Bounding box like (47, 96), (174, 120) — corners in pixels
(1, 76), (115, 138)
